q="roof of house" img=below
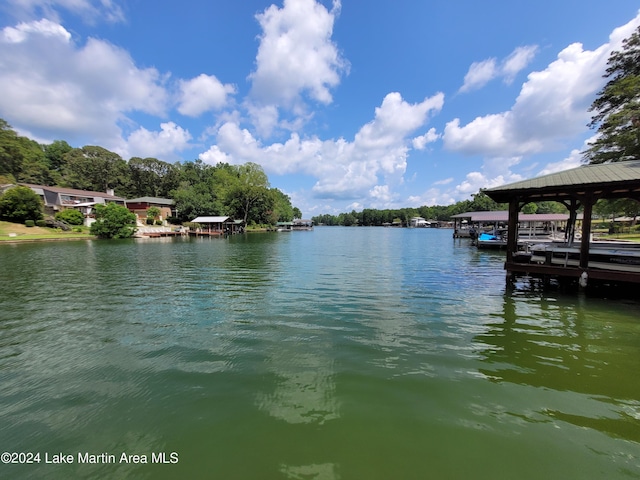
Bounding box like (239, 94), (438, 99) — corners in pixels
(191, 216), (230, 223)
(483, 161), (640, 203)
(126, 197), (174, 205)
(21, 183), (125, 200)
(452, 211), (569, 222)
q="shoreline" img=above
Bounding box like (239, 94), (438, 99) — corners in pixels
(0, 235), (97, 244)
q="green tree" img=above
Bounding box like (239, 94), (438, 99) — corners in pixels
(0, 119), (54, 184)
(90, 203), (137, 239)
(44, 140), (73, 173)
(471, 191), (502, 211)
(585, 25), (640, 164)
(128, 157), (180, 198)
(55, 209), (84, 226)
(170, 182), (218, 222)
(226, 163), (270, 225)
(0, 119), (25, 179)
(0, 185), (43, 222)
(268, 188), (294, 223)
(62, 146), (128, 193)
(146, 206), (161, 220)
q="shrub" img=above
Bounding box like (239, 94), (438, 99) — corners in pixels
(36, 220), (47, 227)
(90, 203), (137, 239)
(0, 186), (43, 223)
(146, 217), (155, 225)
(55, 209), (84, 226)
(25, 220), (35, 227)
(146, 206), (161, 220)
(155, 219), (163, 225)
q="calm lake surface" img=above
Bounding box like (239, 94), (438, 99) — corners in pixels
(1, 227), (639, 479)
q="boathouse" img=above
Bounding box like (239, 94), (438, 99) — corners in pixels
(452, 211), (569, 242)
(190, 216), (243, 235)
(483, 161), (640, 286)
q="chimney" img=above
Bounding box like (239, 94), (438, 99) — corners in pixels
(106, 188), (115, 196)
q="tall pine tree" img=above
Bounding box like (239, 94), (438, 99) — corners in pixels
(585, 25), (640, 164)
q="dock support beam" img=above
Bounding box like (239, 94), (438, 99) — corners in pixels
(579, 194), (595, 270)
(505, 198), (520, 265)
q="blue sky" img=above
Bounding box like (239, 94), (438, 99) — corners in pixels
(1, 1), (639, 217)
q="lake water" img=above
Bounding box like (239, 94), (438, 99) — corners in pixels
(1, 227), (639, 479)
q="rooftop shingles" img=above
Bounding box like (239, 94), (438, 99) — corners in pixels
(484, 161), (640, 202)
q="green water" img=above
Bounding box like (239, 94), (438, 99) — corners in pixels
(1, 228), (639, 479)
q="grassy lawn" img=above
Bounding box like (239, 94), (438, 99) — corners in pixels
(598, 233), (640, 242)
(0, 221), (94, 242)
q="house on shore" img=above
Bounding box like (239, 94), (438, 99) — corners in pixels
(125, 197), (175, 222)
(409, 217), (430, 228)
(292, 219), (314, 230)
(1, 183), (126, 225)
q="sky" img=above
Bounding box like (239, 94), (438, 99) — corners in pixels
(1, 1), (639, 217)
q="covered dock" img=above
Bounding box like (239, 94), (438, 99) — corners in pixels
(452, 211), (569, 245)
(190, 216), (243, 236)
(483, 161), (640, 286)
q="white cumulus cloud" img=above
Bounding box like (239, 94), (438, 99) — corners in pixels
(445, 14), (640, 159)
(124, 122), (192, 160)
(0, 19), (168, 146)
(246, 0), (348, 135)
(200, 92), (444, 200)
(459, 45), (538, 92)
(412, 128), (439, 150)
(177, 74), (236, 117)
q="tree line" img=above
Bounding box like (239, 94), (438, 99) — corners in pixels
(311, 194), (573, 227)
(0, 120), (299, 225)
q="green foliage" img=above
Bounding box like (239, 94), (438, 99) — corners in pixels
(585, 25), (640, 164)
(146, 206), (161, 220)
(155, 219), (163, 226)
(225, 162), (271, 225)
(90, 203), (137, 239)
(44, 140), (73, 172)
(36, 220), (47, 227)
(1, 118), (301, 227)
(170, 182), (219, 221)
(0, 120), (54, 185)
(0, 173), (16, 184)
(0, 185), (43, 222)
(62, 146), (127, 193)
(146, 217), (155, 225)
(55, 209), (84, 225)
(25, 220), (35, 227)
(268, 188), (294, 223)
(594, 198), (640, 220)
(127, 157), (180, 198)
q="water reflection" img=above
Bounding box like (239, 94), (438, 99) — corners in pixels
(475, 292), (640, 442)
(280, 462), (339, 480)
